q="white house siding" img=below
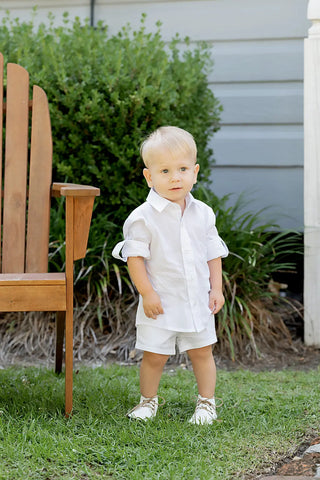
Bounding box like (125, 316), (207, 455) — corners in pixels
(0, 0), (310, 229)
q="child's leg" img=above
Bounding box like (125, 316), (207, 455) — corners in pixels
(140, 351), (169, 397)
(187, 345), (218, 424)
(187, 345), (216, 397)
(127, 351), (169, 420)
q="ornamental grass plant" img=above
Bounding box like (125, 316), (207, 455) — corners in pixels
(193, 185), (303, 360)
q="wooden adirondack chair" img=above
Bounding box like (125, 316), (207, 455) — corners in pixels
(0, 53), (100, 416)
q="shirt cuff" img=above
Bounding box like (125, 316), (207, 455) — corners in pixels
(207, 238), (229, 260)
(112, 240), (150, 262)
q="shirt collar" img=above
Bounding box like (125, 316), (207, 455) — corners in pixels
(146, 188), (195, 212)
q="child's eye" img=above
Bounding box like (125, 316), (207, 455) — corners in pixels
(161, 169), (169, 174)
(180, 167), (187, 172)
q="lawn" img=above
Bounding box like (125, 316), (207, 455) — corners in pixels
(0, 364), (319, 479)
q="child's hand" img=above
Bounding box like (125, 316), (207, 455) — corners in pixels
(142, 290), (164, 319)
(209, 288), (225, 314)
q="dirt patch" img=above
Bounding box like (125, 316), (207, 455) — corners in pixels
(214, 340), (320, 372)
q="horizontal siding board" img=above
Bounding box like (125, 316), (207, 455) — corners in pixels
(95, 0), (310, 40)
(211, 125), (303, 167)
(0, 0), (87, 6)
(0, 0), (199, 6)
(0, 6), (92, 25)
(1, 0), (310, 40)
(212, 82), (303, 124)
(210, 167), (303, 230)
(210, 39), (304, 83)
(0, 0), (196, 6)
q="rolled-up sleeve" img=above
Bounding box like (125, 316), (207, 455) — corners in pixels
(207, 209), (229, 260)
(112, 216), (151, 262)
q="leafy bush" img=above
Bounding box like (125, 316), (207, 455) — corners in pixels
(0, 10), (221, 233)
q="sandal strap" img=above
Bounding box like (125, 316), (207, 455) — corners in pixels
(196, 398), (216, 414)
(127, 395), (165, 416)
(195, 396), (223, 408)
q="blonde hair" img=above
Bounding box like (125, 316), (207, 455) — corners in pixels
(140, 126), (197, 167)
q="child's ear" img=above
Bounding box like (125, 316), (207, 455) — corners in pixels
(193, 163), (200, 184)
(143, 168), (153, 188)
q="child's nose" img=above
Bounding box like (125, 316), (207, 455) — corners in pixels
(171, 171), (181, 181)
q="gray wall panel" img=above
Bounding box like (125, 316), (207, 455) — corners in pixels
(212, 125), (303, 167)
(209, 167), (303, 230)
(0, 0), (309, 228)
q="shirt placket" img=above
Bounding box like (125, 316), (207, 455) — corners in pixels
(180, 216), (200, 331)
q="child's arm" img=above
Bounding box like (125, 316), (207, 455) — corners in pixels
(127, 256), (164, 320)
(208, 257), (225, 314)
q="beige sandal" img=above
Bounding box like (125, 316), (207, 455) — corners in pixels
(127, 395), (166, 420)
(189, 395), (223, 425)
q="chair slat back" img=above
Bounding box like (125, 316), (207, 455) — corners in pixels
(2, 62), (29, 273)
(26, 86), (52, 273)
(1, 55), (52, 274)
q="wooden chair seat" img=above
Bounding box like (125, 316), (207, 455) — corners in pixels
(0, 52), (100, 416)
(0, 273), (66, 311)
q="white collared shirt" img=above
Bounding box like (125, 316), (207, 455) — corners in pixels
(112, 189), (228, 332)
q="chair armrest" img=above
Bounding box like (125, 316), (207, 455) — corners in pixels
(51, 182), (100, 198)
(51, 182), (100, 261)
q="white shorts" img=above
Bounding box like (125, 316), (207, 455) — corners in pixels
(135, 322), (217, 356)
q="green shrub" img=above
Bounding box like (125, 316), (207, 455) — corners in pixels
(0, 10), (221, 233)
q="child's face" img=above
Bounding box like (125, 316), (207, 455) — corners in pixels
(143, 150), (199, 210)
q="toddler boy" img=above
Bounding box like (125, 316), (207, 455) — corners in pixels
(112, 126), (228, 424)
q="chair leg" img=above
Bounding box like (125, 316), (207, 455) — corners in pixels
(65, 305), (73, 417)
(55, 311), (66, 374)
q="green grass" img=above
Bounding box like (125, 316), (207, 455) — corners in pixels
(0, 365), (319, 479)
